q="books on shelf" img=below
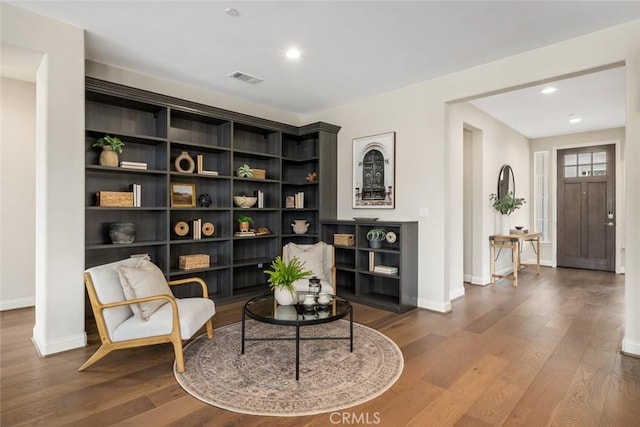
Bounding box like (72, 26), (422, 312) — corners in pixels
(120, 161), (148, 170)
(369, 251), (375, 272)
(285, 195), (295, 209)
(130, 184), (142, 207)
(234, 231), (255, 237)
(255, 190), (264, 208)
(196, 155), (203, 174)
(192, 218), (201, 240)
(373, 265), (398, 275)
(294, 192), (304, 209)
(196, 154), (219, 176)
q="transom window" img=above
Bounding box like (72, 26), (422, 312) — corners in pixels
(564, 151), (607, 178)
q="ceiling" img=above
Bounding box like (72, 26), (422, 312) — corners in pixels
(6, 1), (639, 138)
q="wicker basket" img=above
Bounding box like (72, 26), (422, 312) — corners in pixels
(334, 234), (355, 246)
(96, 191), (134, 207)
(252, 168), (266, 179)
(179, 254), (210, 270)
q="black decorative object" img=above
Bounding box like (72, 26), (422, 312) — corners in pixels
(198, 193), (212, 207)
(108, 222), (136, 244)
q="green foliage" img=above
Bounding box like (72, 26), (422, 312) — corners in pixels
(236, 215), (254, 224)
(264, 256), (312, 293)
(236, 164), (254, 178)
(490, 192), (525, 215)
(366, 227), (387, 241)
(93, 135), (124, 154)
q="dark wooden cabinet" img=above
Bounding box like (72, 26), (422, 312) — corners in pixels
(321, 220), (418, 313)
(85, 78), (339, 304)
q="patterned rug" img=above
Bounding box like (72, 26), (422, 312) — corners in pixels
(174, 319), (404, 416)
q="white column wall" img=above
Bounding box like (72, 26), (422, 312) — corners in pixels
(0, 77), (36, 310)
(1, 4), (85, 354)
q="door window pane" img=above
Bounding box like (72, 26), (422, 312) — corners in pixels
(578, 153), (591, 165)
(593, 151), (606, 163)
(564, 154), (577, 166)
(593, 164), (607, 176)
(578, 165), (592, 177)
(565, 166), (577, 178)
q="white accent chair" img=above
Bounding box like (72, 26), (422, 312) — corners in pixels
(80, 258), (215, 373)
(282, 242), (336, 295)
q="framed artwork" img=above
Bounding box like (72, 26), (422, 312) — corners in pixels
(170, 182), (196, 207)
(353, 132), (395, 209)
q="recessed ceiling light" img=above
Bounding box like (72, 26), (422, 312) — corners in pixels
(285, 47), (301, 60)
(225, 8), (239, 17)
(541, 86), (558, 94)
(568, 114), (582, 124)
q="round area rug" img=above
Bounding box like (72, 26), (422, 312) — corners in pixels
(174, 319), (404, 416)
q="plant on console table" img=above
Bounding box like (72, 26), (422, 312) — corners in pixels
(264, 256), (312, 306)
(93, 135), (124, 167)
(490, 192), (525, 235)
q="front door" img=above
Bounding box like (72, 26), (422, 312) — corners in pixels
(557, 144), (615, 271)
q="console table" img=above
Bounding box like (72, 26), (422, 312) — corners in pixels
(489, 232), (541, 287)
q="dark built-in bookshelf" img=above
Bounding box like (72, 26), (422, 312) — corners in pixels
(321, 220), (418, 313)
(85, 78), (339, 303)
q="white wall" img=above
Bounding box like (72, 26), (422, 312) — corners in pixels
(448, 102), (531, 288)
(530, 128), (626, 272)
(86, 61), (301, 127)
(1, 3), (86, 355)
(0, 77), (36, 310)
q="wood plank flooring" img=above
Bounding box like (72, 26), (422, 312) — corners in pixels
(1, 267), (639, 426)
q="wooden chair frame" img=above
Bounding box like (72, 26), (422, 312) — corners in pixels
(80, 274), (214, 373)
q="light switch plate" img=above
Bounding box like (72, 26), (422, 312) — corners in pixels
(419, 207), (429, 218)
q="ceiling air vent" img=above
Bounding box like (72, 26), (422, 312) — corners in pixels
(228, 71), (263, 85)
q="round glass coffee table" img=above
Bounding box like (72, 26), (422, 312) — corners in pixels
(241, 293), (353, 380)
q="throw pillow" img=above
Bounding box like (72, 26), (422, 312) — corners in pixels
(117, 259), (174, 320)
(287, 242), (327, 281)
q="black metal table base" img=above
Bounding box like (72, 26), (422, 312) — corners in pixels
(241, 305), (353, 380)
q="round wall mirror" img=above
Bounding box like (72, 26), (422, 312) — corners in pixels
(497, 164), (515, 199)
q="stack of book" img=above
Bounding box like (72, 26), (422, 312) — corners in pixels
(192, 218), (201, 240)
(196, 154), (219, 176)
(373, 265), (398, 275)
(130, 184), (142, 207)
(255, 190), (264, 208)
(120, 161), (147, 170)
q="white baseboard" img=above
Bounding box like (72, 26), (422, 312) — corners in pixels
(32, 331), (87, 356)
(449, 287), (465, 301)
(417, 297), (452, 313)
(622, 337), (640, 357)
(0, 297), (35, 311)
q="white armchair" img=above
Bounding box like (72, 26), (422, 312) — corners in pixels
(282, 241), (336, 295)
(80, 257), (215, 373)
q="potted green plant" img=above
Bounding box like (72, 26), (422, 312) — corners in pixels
(264, 256), (312, 305)
(236, 164), (254, 178)
(366, 227), (387, 249)
(490, 192), (525, 215)
(93, 135), (124, 167)
(236, 215), (254, 232)
(490, 192), (525, 235)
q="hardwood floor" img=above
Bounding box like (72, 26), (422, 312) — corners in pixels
(1, 267), (639, 426)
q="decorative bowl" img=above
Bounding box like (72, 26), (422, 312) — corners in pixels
(233, 195), (257, 208)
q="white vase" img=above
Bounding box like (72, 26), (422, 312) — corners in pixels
(501, 214), (511, 235)
(274, 287), (297, 306)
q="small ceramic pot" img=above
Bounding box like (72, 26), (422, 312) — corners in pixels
(291, 220), (310, 235)
(99, 146), (118, 167)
